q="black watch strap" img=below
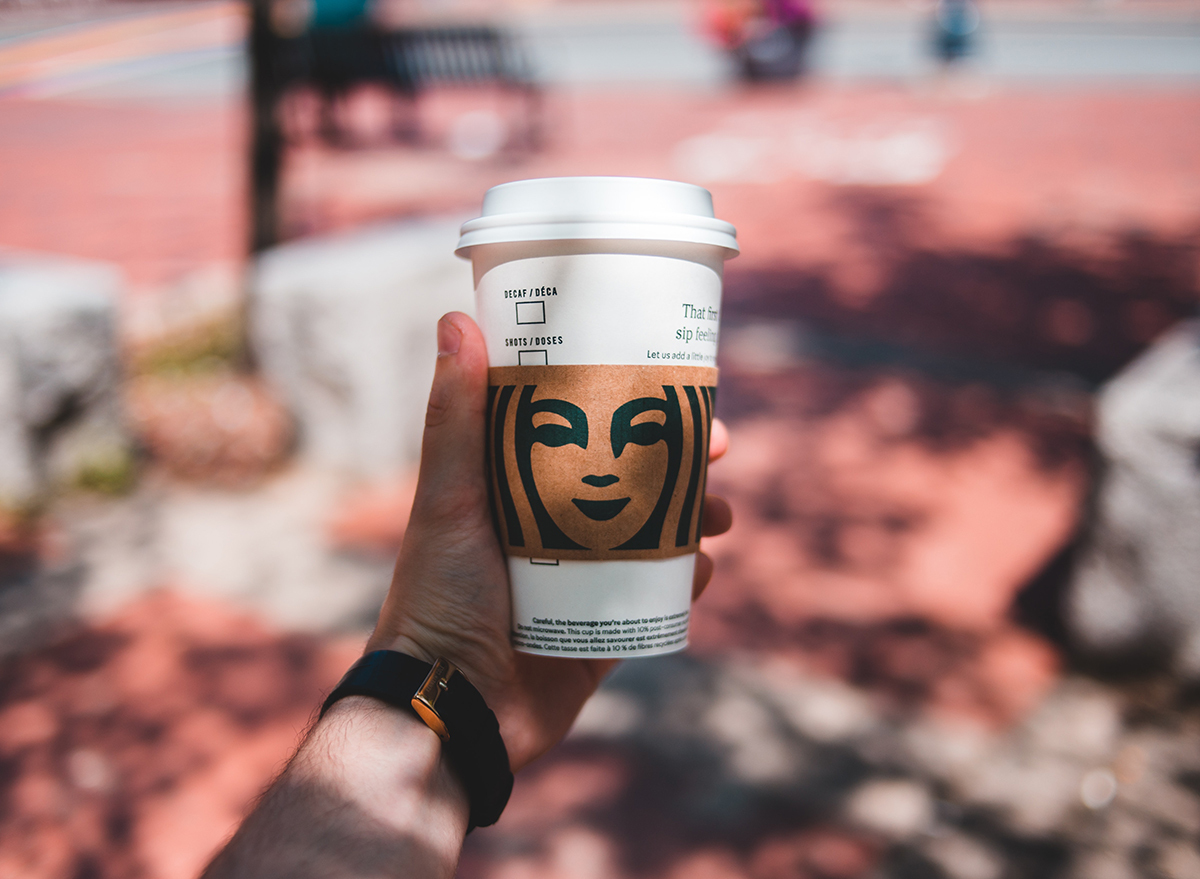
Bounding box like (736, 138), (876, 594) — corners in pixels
(320, 650), (514, 829)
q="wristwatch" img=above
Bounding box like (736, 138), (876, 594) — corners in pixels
(320, 650), (514, 829)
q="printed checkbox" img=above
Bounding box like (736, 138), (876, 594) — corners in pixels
(515, 301), (546, 325)
(518, 349), (548, 365)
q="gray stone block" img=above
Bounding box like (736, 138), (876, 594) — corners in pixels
(252, 217), (474, 479)
(0, 251), (127, 507)
(1068, 319), (1200, 678)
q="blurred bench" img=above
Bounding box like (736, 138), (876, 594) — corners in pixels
(278, 25), (540, 138)
(249, 10), (541, 249)
(392, 26), (538, 98)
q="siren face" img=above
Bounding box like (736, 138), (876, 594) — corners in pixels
(489, 366), (715, 562)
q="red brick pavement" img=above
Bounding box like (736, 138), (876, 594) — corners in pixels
(284, 84), (1200, 376)
(284, 84), (1200, 262)
(1, 79), (1195, 303)
(0, 96), (244, 287)
(2, 50), (1200, 879)
(0, 592), (361, 879)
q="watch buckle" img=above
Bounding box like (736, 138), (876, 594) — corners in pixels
(412, 657), (457, 742)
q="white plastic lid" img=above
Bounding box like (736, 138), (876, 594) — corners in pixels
(455, 176), (739, 259)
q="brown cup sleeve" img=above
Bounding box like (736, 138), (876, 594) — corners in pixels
(487, 365), (718, 561)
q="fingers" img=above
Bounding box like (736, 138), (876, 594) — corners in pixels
(693, 420), (730, 601)
(692, 552), (714, 601)
(701, 494), (732, 538)
(709, 418), (729, 462)
(692, 496), (730, 601)
(410, 312), (492, 523)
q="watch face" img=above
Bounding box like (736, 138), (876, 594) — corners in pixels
(488, 365), (716, 561)
(411, 697), (450, 741)
(411, 657), (456, 742)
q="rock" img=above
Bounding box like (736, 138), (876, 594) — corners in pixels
(252, 218), (474, 479)
(1079, 768), (1119, 810)
(0, 562), (83, 659)
(121, 263), (243, 353)
(0, 251), (128, 507)
(950, 751), (1082, 835)
(1068, 319), (1200, 678)
(923, 832), (1003, 879)
(66, 467), (394, 632)
(752, 659), (878, 742)
(1070, 850), (1139, 879)
(903, 702), (1091, 835)
(1155, 840), (1200, 879)
(844, 778), (935, 839)
(1022, 679), (1120, 764)
(1109, 729), (1200, 836)
(902, 717), (993, 782)
(703, 687), (800, 784)
(124, 372), (292, 486)
(568, 690), (645, 739)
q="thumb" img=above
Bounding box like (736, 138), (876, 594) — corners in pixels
(410, 312), (491, 523)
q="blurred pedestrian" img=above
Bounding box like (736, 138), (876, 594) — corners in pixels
(931, 0), (980, 65)
(704, 0), (818, 82)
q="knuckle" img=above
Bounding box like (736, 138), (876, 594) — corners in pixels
(424, 383), (455, 429)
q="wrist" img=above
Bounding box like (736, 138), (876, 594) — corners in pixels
(364, 629), (506, 705)
(302, 697), (471, 845)
(321, 651), (515, 829)
(365, 631), (436, 666)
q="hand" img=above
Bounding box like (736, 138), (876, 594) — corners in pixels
(367, 312), (732, 771)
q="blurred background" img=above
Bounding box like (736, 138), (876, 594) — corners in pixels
(1, 0), (1199, 876)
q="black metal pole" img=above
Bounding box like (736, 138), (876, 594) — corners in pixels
(248, 0), (282, 254)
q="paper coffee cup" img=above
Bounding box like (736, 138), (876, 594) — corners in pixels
(456, 177), (738, 658)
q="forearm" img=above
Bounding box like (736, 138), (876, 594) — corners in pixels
(201, 697), (470, 879)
